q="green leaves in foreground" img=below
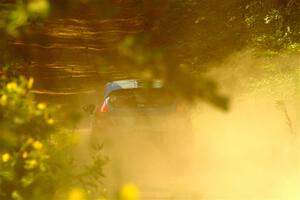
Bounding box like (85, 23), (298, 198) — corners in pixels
(0, 75), (107, 200)
(1, 0), (50, 37)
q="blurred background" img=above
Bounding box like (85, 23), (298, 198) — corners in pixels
(0, 0), (299, 200)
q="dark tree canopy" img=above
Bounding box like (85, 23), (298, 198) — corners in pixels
(0, 0), (299, 108)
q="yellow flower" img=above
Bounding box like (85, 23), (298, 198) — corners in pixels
(11, 190), (22, 200)
(37, 103), (46, 110)
(25, 159), (38, 169)
(2, 153), (11, 162)
(95, 197), (107, 200)
(6, 82), (18, 92)
(22, 152), (28, 159)
(27, 0), (50, 18)
(119, 183), (140, 200)
(68, 188), (86, 200)
(27, 77), (34, 89)
(32, 141), (43, 150)
(0, 95), (7, 106)
(47, 118), (54, 125)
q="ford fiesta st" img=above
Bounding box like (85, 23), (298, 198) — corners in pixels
(84, 79), (191, 147)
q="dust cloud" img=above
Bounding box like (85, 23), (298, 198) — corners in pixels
(191, 98), (299, 199)
(186, 49), (299, 199)
(188, 49), (300, 199)
(78, 49), (299, 200)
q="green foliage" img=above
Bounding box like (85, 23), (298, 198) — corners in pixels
(0, 74), (107, 200)
(0, 0), (50, 37)
(244, 0), (300, 50)
(0, 1), (298, 199)
(115, 35), (229, 110)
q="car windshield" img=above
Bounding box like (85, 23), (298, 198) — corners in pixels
(108, 88), (174, 109)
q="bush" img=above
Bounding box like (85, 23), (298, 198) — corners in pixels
(0, 74), (107, 200)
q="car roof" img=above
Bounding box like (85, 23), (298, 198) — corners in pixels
(104, 79), (164, 97)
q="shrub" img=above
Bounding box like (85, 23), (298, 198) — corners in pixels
(0, 74), (107, 200)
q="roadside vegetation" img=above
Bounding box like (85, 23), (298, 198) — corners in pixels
(0, 0), (299, 200)
(0, 73), (108, 200)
